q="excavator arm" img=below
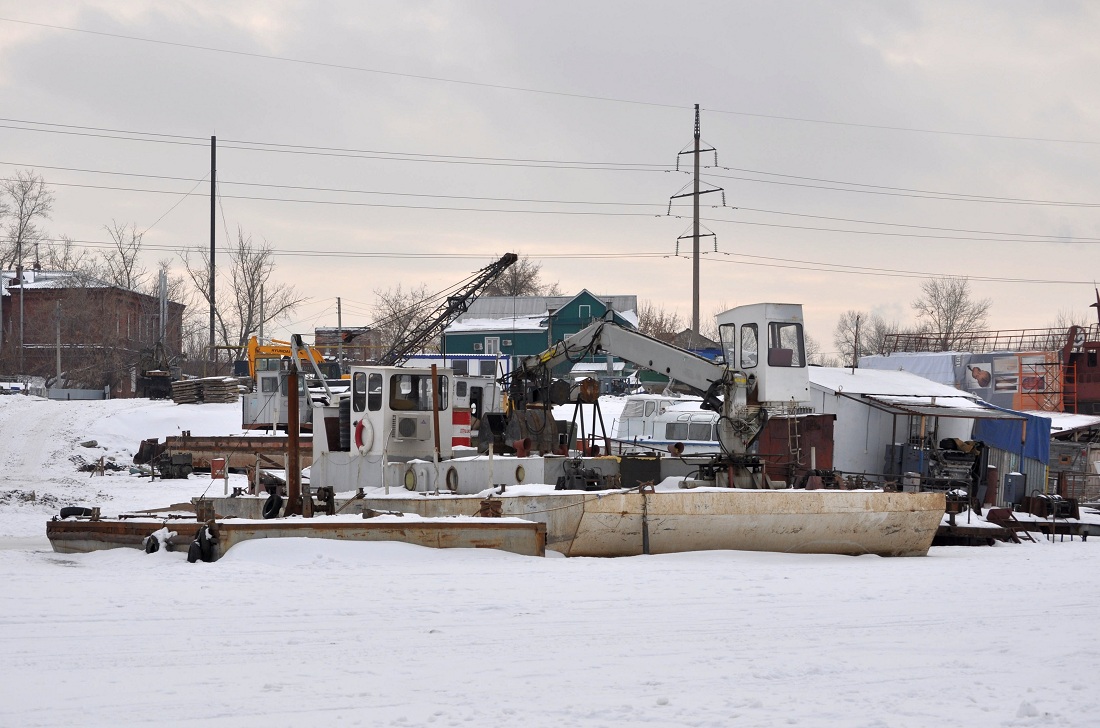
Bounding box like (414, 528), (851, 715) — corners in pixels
(519, 319), (729, 394)
(509, 317), (764, 456)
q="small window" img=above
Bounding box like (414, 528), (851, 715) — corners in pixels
(484, 337), (500, 355)
(451, 360), (469, 376)
(479, 360), (496, 376)
(352, 372), (366, 412)
(1089, 350), (1098, 368)
(578, 304), (591, 322)
(456, 381), (468, 397)
(741, 324), (759, 368)
(665, 422), (689, 440)
(768, 322), (805, 368)
(260, 376), (279, 394)
(719, 323), (737, 367)
(689, 422), (712, 441)
(367, 373), (382, 411)
(644, 401), (656, 417)
(389, 373), (448, 411)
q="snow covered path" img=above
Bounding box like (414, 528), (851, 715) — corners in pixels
(2, 538), (1096, 727)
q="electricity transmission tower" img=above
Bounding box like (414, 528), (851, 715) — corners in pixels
(669, 104), (724, 343)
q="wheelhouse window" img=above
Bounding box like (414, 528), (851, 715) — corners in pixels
(367, 373), (382, 411)
(741, 324), (759, 368)
(767, 322), (805, 367)
(389, 373), (449, 411)
(352, 372), (366, 412)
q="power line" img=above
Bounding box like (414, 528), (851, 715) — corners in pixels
(6, 159), (1100, 241)
(697, 250), (1090, 284)
(694, 213), (1100, 246)
(33, 231), (1095, 284)
(0, 178), (668, 216)
(3, 17), (1097, 146)
(15, 174), (1098, 244)
(701, 171), (1100, 208)
(732, 206), (1100, 243)
(0, 118), (677, 170)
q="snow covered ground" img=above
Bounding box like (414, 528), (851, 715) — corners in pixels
(2, 394), (1099, 726)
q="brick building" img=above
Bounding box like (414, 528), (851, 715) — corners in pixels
(1, 270), (185, 397)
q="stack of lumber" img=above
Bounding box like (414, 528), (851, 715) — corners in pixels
(171, 377), (240, 405)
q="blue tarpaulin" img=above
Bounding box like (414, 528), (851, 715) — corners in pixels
(972, 404), (1050, 464)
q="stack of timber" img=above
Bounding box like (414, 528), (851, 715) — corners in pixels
(171, 377), (239, 404)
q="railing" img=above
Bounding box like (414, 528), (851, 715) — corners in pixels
(882, 325), (1096, 354)
(1054, 472), (1100, 503)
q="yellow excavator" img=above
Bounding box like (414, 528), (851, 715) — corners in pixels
(245, 336), (341, 380)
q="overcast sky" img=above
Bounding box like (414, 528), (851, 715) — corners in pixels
(2, 1), (1098, 356)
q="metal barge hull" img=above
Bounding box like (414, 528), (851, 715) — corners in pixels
(46, 516), (547, 558)
(212, 490), (946, 557)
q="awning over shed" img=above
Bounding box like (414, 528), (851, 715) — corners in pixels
(972, 404), (1051, 465)
(861, 395), (1026, 421)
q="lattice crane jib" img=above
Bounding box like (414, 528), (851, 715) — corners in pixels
(376, 253), (518, 366)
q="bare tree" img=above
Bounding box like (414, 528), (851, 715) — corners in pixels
(911, 277), (991, 351)
(804, 333), (841, 367)
(637, 300), (683, 343)
(833, 310), (898, 365)
(371, 283), (438, 356)
(40, 234), (96, 278)
(483, 254), (559, 296)
(699, 299), (736, 343)
(101, 220), (148, 290)
(183, 227), (305, 360)
(1, 169), (54, 270)
(1049, 307), (1090, 331)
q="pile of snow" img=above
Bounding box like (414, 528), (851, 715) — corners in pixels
(0, 395), (249, 539)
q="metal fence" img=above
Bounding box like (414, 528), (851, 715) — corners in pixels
(46, 388), (109, 401)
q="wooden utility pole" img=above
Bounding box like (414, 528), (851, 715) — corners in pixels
(208, 135), (216, 375)
(337, 296), (344, 373)
(670, 105), (722, 345)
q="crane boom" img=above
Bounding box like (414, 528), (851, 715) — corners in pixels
(519, 318), (729, 394)
(376, 252), (519, 366)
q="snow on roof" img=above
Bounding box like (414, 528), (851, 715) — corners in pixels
(461, 293), (638, 319)
(810, 366), (974, 398)
(445, 316), (546, 333)
(2, 269), (112, 295)
(1024, 410), (1100, 433)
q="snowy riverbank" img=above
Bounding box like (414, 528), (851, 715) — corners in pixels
(2, 395), (1097, 726)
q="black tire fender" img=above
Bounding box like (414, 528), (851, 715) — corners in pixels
(59, 506), (94, 519)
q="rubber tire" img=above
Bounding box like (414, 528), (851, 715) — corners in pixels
(262, 493), (283, 520)
(196, 526), (215, 562)
(143, 534), (160, 554)
(186, 539), (202, 563)
(59, 507), (94, 519)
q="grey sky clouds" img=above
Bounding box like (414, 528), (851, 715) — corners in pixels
(2, 1), (1097, 353)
